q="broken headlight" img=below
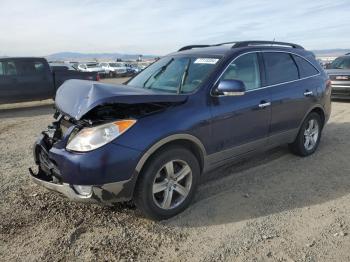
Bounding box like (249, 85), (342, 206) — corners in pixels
(66, 120), (136, 152)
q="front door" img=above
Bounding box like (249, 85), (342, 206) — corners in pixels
(0, 60), (20, 103)
(208, 52), (271, 165)
(16, 59), (53, 101)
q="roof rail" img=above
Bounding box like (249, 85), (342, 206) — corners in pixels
(178, 40), (304, 52)
(232, 41), (304, 49)
(178, 45), (211, 51)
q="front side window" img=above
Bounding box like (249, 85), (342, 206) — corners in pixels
(292, 55), (319, 78)
(263, 52), (299, 85)
(127, 56), (219, 93)
(220, 53), (261, 91)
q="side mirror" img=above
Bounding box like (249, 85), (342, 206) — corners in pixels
(214, 79), (246, 96)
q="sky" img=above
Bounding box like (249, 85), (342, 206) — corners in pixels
(0, 0), (349, 56)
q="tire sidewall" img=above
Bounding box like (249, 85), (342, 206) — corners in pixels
(136, 147), (200, 220)
(297, 112), (322, 156)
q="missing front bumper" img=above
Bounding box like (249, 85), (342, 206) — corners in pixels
(29, 167), (134, 205)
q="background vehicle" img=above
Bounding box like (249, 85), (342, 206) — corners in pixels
(325, 54), (350, 99)
(30, 41), (331, 220)
(0, 57), (99, 104)
(77, 63), (106, 76)
(98, 62), (128, 77)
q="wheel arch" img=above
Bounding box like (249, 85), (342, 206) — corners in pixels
(302, 105), (326, 129)
(135, 134), (206, 177)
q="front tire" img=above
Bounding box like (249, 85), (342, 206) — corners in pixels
(134, 146), (200, 220)
(289, 112), (322, 156)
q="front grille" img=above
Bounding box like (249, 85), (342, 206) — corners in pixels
(329, 75), (350, 81)
(36, 145), (62, 183)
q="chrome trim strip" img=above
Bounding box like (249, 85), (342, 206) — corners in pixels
(211, 50), (321, 96)
(258, 102), (271, 108)
(331, 85), (350, 88)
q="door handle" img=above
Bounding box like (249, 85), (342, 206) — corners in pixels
(258, 102), (271, 108)
(304, 90), (313, 96)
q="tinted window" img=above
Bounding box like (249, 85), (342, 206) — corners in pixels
(330, 56), (350, 69)
(221, 53), (261, 91)
(1, 61), (18, 76)
(292, 55), (319, 78)
(17, 61), (46, 76)
(263, 52), (298, 85)
(34, 61), (45, 74)
(0, 62), (3, 75)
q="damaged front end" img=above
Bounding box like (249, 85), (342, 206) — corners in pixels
(29, 112), (135, 205)
(29, 80), (187, 205)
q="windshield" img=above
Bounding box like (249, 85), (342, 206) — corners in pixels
(127, 56), (219, 93)
(109, 63), (119, 67)
(330, 57), (350, 69)
(87, 63), (99, 68)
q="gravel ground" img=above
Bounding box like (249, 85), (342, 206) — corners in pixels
(0, 85), (350, 261)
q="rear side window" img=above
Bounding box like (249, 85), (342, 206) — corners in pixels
(34, 61), (45, 74)
(292, 55), (319, 78)
(18, 61), (46, 76)
(263, 52), (298, 85)
(221, 53), (261, 91)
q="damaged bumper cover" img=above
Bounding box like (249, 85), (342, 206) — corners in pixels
(29, 167), (132, 205)
(30, 131), (141, 205)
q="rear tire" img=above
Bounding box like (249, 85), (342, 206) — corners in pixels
(289, 112), (322, 156)
(134, 146), (200, 220)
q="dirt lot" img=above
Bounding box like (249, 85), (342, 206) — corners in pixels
(1, 83), (350, 261)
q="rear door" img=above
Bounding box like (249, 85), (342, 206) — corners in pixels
(16, 59), (54, 101)
(262, 52), (320, 144)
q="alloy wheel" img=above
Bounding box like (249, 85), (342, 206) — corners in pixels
(152, 160), (192, 210)
(303, 119), (319, 151)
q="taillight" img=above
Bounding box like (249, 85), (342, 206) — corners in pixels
(96, 74), (100, 81)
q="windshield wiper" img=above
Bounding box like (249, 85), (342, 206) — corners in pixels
(143, 58), (174, 88)
(177, 58), (191, 94)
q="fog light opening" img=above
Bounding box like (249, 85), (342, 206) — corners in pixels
(73, 185), (92, 197)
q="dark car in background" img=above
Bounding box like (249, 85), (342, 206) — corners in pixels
(30, 41), (331, 220)
(325, 54), (350, 99)
(0, 57), (99, 104)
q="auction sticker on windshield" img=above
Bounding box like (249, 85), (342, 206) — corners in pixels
(194, 58), (219, 64)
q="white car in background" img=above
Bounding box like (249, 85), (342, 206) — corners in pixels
(99, 62), (128, 77)
(77, 63), (106, 76)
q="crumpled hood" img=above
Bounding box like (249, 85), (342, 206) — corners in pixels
(55, 79), (188, 120)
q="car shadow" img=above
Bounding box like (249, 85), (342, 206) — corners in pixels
(166, 121), (350, 227)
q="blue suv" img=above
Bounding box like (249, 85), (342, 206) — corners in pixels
(30, 41), (331, 220)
